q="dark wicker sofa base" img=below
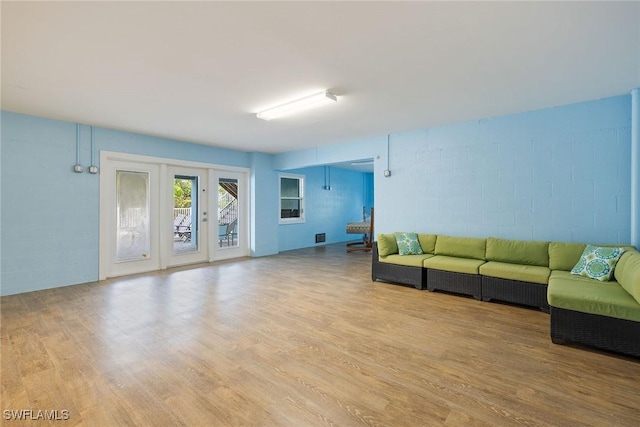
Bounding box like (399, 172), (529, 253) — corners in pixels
(550, 306), (640, 358)
(482, 276), (549, 312)
(426, 268), (482, 300)
(371, 243), (424, 289)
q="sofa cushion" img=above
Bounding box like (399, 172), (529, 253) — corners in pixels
(395, 232), (423, 255)
(417, 234), (437, 254)
(424, 255), (486, 275)
(380, 253), (434, 267)
(614, 250), (640, 305)
(377, 234), (398, 257)
(548, 270), (640, 321)
(479, 261), (550, 285)
(571, 245), (626, 282)
(549, 242), (637, 271)
(548, 242), (587, 271)
(486, 237), (549, 267)
(434, 235), (486, 260)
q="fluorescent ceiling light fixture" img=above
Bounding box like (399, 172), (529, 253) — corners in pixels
(257, 90), (338, 121)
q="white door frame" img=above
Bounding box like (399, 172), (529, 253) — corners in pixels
(99, 151), (250, 280)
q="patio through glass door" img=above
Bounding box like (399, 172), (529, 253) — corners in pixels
(217, 177), (239, 248)
(166, 166), (208, 267)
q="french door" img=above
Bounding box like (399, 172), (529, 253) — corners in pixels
(211, 170), (247, 261)
(100, 152), (249, 280)
(102, 161), (161, 278)
(166, 166), (209, 267)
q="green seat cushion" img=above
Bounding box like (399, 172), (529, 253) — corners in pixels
(486, 237), (549, 267)
(417, 234), (437, 254)
(615, 250), (640, 305)
(423, 255), (486, 275)
(548, 271), (640, 321)
(479, 261), (550, 285)
(376, 233), (398, 257)
(434, 235), (486, 260)
(380, 253), (434, 267)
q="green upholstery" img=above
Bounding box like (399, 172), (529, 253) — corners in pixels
(480, 261), (550, 285)
(424, 255), (486, 275)
(380, 253), (434, 267)
(548, 242), (587, 271)
(549, 242), (637, 271)
(417, 234), (437, 254)
(548, 271), (640, 321)
(486, 237), (549, 267)
(376, 234), (398, 257)
(615, 250), (640, 305)
(434, 235), (486, 260)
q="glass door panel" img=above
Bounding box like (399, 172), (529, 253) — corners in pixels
(116, 170), (151, 261)
(218, 177), (239, 248)
(166, 167), (208, 267)
(173, 175), (199, 255)
(102, 160), (160, 279)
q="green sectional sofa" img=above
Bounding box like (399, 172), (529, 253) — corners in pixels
(371, 233), (640, 357)
(547, 244), (640, 357)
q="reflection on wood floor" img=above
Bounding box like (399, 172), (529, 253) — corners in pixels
(2, 243), (639, 426)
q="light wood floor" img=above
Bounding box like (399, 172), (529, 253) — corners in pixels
(2, 244), (639, 426)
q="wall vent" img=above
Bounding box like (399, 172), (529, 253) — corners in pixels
(315, 233), (326, 243)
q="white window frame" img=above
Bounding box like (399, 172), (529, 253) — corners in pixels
(279, 173), (305, 224)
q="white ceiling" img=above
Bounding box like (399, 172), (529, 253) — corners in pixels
(2, 1), (639, 155)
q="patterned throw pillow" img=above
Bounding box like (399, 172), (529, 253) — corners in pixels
(394, 232), (424, 256)
(570, 245), (627, 282)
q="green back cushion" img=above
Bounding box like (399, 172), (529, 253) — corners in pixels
(376, 233), (398, 257)
(417, 234), (437, 254)
(548, 242), (587, 271)
(570, 245), (627, 282)
(394, 232), (424, 255)
(485, 237), (549, 267)
(434, 235), (486, 260)
(615, 250), (640, 304)
(549, 242), (637, 271)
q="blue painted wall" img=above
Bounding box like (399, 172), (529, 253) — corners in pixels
(277, 166), (374, 252)
(250, 152), (279, 256)
(273, 95), (634, 245)
(0, 112), (256, 296)
(374, 95), (632, 244)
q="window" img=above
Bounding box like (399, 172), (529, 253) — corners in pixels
(279, 173), (304, 223)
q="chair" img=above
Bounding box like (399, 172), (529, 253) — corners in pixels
(173, 214), (186, 237)
(346, 207), (374, 252)
(176, 215), (192, 242)
(219, 220), (237, 246)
